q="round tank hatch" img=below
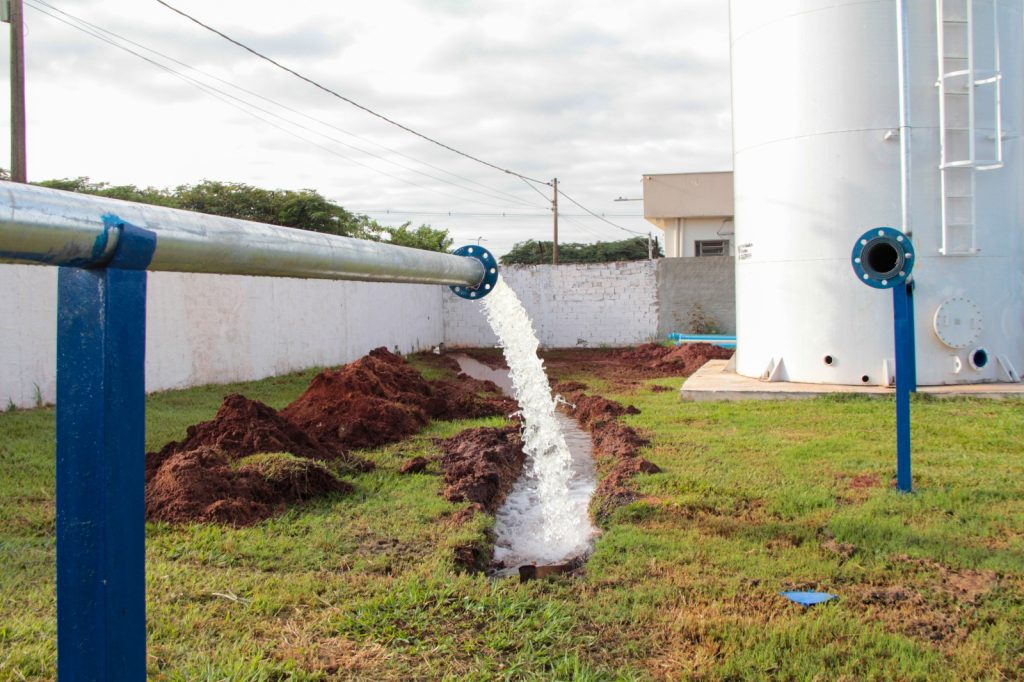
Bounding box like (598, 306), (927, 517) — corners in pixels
(933, 297), (983, 349)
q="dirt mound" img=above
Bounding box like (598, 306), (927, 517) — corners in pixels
(145, 348), (514, 527)
(438, 426), (526, 512)
(145, 449), (350, 526)
(528, 344), (734, 390)
(399, 456), (430, 474)
(281, 348), (511, 450)
(569, 394), (640, 428)
(552, 380), (588, 394)
(153, 393), (345, 462)
(561, 393), (658, 520)
(429, 374), (517, 421)
(616, 342), (733, 376)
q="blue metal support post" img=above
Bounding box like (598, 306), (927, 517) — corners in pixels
(851, 227), (917, 494)
(892, 279), (915, 492)
(55, 221), (155, 681)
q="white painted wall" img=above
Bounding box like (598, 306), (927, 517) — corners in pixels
(2, 258), (736, 408)
(658, 218), (734, 257)
(443, 261), (660, 348)
(1, 264), (444, 408)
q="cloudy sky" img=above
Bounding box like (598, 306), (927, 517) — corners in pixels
(4, 0), (732, 256)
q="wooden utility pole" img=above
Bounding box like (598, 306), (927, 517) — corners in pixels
(551, 177), (558, 265)
(8, 0), (26, 183)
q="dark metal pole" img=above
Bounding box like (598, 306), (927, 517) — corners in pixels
(9, 0), (27, 182)
(551, 177), (559, 265)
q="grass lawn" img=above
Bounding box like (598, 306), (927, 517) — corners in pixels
(1, 358), (1022, 680)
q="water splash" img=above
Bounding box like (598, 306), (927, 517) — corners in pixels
(480, 277), (592, 551)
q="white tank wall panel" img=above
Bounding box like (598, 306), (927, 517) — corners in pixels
(731, 0), (1024, 385)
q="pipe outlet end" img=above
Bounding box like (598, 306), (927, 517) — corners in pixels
(449, 244), (499, 300)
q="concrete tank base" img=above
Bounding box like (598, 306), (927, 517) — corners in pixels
(680, 360), (1024, 402)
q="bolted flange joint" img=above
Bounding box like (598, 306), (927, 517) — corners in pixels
(449, 244), (499, 300)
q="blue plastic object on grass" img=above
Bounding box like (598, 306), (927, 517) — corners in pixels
(780, 591), (838, 607)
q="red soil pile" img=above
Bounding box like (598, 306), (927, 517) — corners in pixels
(145, 348), (513, 527)
(519, 343), (734, 389)
(570, 394), (640, 427)
(146, 393), (365, 472)
(398, 456), (430, 474)
(615, 342), (734, 377)
(438, 426), (526, 512)
(281, 348), (511, 450)
(145, 448), (350, 526)
(562, 392), (659, 517)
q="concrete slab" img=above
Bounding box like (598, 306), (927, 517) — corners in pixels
(680, 360), (1024, 401)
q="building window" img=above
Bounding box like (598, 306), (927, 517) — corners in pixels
(695, 239), (729, 257)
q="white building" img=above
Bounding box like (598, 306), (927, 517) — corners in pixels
(642, 171), (734, 258)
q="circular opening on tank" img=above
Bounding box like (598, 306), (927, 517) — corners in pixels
(823, 355), (835, 366)
(970, 348), (989, 370)
(862, 239), (902, 280)
(861, 375), (870, 384)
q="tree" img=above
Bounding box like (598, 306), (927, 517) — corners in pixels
(383, 222), (453, 252)
(29, 176), (453, 252)
(500, 236), (661, 265)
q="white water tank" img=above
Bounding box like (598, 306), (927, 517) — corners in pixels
(730, 0), (1024, 386)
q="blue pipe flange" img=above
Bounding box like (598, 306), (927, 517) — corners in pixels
(851, 226), (915, 289)
(449, 244), (499, 299)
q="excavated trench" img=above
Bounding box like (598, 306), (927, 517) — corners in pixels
(454, 355), (600, 577)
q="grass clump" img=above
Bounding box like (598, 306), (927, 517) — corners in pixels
(235, 452), (345, 501)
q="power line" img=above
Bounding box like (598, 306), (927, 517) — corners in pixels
(25, 2), (542, 211)
(154, 0), (553, 188)
(356, 209), (643, 219)
(31, 0), (544, 210)
(556, 187), (646, 235)
(26, 0), (545, 211)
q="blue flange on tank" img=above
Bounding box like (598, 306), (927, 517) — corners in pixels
(449, 244), (499, 299)
(851, 226), (917, 492)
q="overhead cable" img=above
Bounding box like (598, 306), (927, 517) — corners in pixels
(154, 0), (553, 187)
(25, 2), (540, 211)
(28, 0), (545, 210)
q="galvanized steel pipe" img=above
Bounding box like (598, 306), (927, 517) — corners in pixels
(0, 181), (486, 286)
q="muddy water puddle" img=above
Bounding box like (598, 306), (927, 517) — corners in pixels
(454, 354), (599, 576)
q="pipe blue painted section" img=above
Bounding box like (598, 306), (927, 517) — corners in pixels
(667, 333), (736, 349)
(893, 281), (915, 493)
(55, 222), (155, 681)
(850, 227), (917, 494)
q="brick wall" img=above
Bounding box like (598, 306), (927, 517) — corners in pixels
(656, 256), (736, 336)
(444, 261), (661, 348)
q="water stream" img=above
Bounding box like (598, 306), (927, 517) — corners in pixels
(456, 276), (599, 570)
(456, 355), (599, 571)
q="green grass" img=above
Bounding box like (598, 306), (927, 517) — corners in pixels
(1, 364), (1022, 680)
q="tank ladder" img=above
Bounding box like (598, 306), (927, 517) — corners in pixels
(936, 0), (1003, 255)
